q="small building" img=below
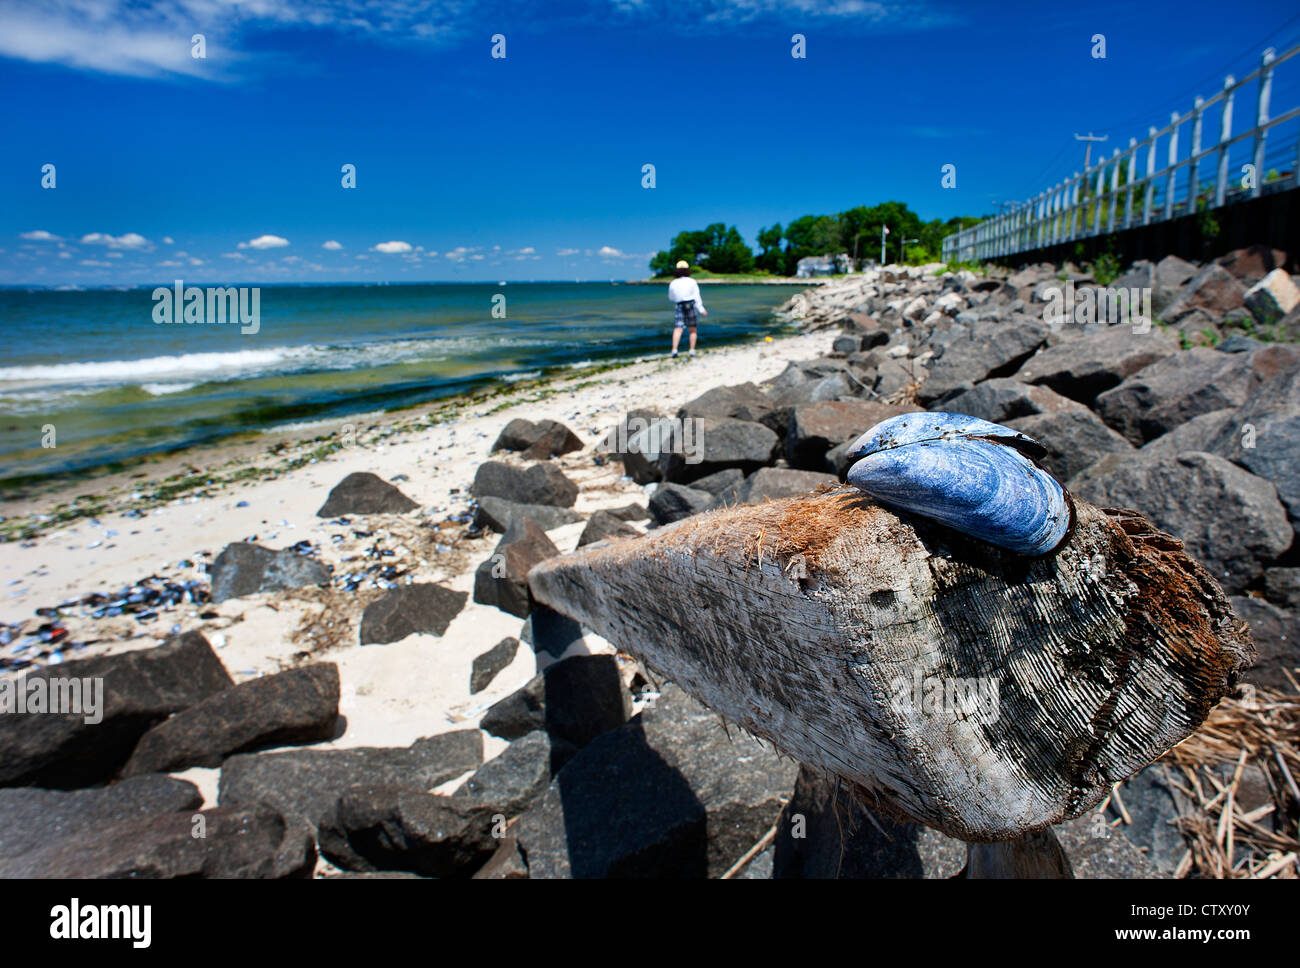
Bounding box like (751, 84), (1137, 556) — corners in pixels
(796, 255), (839, 278)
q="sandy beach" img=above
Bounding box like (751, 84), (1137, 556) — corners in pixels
(0, 329), (837, 810)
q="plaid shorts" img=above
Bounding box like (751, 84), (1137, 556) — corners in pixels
(674, 300), (699, 329)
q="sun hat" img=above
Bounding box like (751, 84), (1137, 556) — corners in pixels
(675, 260), (689, 269)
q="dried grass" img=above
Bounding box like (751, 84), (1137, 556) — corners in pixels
(1156, 676), (1300, 879)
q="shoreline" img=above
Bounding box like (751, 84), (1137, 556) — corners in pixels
(0, 314), (811, 535)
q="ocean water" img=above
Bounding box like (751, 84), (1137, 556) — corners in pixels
(0, 282), (801, 482)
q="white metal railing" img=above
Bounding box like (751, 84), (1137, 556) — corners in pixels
(942, 45), (1300, 263)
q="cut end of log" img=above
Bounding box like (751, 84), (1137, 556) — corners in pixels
(529, 486), (1253, 842)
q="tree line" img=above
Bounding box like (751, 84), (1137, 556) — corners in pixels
(648, 201), (984, 276)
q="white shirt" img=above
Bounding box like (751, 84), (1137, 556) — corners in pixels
(667, 276), (704, 313)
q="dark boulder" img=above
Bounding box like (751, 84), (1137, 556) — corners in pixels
(0, 774), (201, 862)
(1229, 597), (1299, 691)
(473, 519), (560, 618)
(218, 731), (484, 829)
(317, 472), (419, 517)
(1013, 327), (1178, 404)
(491, 418), (583, 460)
(576, 509), (640, 547)
(478, 654), (630, 750)
(360, 583), (468, 643)
(470, 637), (519, 694)
(318, 788), (500, 878)
(513, 683), (797, 878)
(0, 804), (316, 879)
(120, 663), (340, 776)
(455, 730), (576, 817)
(786, 400), (919, 470)
(657, 418), (780, 484)
(648, 483), (714, 525)
(1005, 408), (1135, 482)
(210, 542), (331, 604)
(471, 461), (578, 508)
(0, 630), (233, 788)
(471, 495), (583, 534)
(1070, 452), (1292, 594)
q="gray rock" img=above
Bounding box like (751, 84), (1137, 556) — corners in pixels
(514, 683), (797, 878)
(1102, 764), (1192, 876)
(1070, 452), (1292, 594)
(918, 315), (1050, 404)
(1229, 597), (1298, 691)
(470, 637), (519, 694)
(727, 467), (837, 505)
(1013, 327), (1178, 404)
(360, 583), (468, 643)
(772, 765), (965, 878)
(210, 542), (331, 604)
(317, 472), (419, 517)
(1164, 264), (1247, 321)
(1094, 347), (1293, 445)
(1216, 245), (1287, 283)
(939, 378), (1081, 423)
(318, 788), (499, 878)
(1054, 813), (1167, 879)
(470, 461), (578, 508)
(1006, 408), (1135, 481)
(604, 502), (650, 522)
(478, 654), (630, 750)
(0, 630), (233, 788)
(473, 519), (560, 618)
(0, 804), (316, 879)
(1263, 568), (1300, 611)
(121, 663), (340, 776)
(455, 730), (575, 817)
(491, 418), (583, 460)
(576, 509), (640, 547)
(657, 417), (780, 484)
(1218, 334), (1265, 353)
(1200, 357), (1300, 533)
(677, 383), (773, 423)
(598, 408), (662, 462)
(1138, 409), (1237, 459)
(619, 418), (674, 484)
(218, 731), (484, 828)
(471, 495), (583, 534)
(786, 400), (919, 471)
(649, 482), (714, 525)
(686, 467), (744, 497)
(0, 775), (201, 861)
(1152, 255), (1199, 314)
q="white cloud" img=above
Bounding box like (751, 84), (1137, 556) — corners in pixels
(81, 231), (150, 250)
(598, 245), (628, 258)
(238, 234), (289, 250)
(158, 259), (183, 267)
(443, 246), (481, 262)
(188, 257), (205, 266)
(78, 259), (109, 267)
(0, 1), (950, 82)
(322, 240), (343, 250)
(371, 240), (412, 254)
(162, 236), (174, 244)
(556, 248), (580, 257)
(19, 230), (60, 242)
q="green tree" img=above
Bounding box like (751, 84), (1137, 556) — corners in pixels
(755, 223), (784, 274)
(649, 222), (754, 275)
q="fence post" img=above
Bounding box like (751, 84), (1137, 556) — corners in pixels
(1125, 138), (1137, 228)
(1215, 74), (1236, 208)
(1188, 96), (1204, 216)
(1164, 111), (1180, 221)
(1144, 126), (1158, 223)
(1252, 48), (1275, 197)
(1108, 146), (1121, 230)
(1092, 165), (1104, 236)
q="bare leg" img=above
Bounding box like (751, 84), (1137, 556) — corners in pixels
(671, 327), (683, 354)
(688, 328), (698, 353)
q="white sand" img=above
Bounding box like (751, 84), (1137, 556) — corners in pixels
(0, 331), (836, 806)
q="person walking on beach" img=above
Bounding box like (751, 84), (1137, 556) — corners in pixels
(668, 260), (706, 359)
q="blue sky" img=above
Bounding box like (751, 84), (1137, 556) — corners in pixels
(2, 0), (1297, 285)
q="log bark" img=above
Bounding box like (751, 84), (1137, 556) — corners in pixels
(528, 486), (1253, 842)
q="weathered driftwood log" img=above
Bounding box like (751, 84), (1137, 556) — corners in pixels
(528, 486), (1253, 842)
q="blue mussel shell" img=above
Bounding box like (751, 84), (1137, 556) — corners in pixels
(845, 412), (1072, 556)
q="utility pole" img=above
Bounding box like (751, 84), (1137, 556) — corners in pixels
(880, 224), (889, 265)
(1074, 132), (1108, 172)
